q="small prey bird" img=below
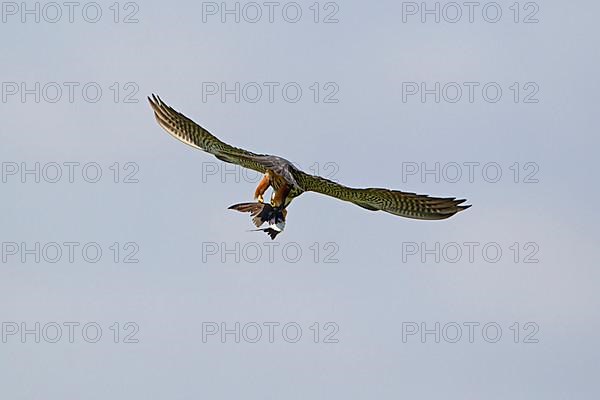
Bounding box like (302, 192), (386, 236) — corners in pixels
(148, 94), (471, 239)
(228, 202), (287, 240)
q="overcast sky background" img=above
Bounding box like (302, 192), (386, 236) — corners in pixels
(1, 0), (599, 398)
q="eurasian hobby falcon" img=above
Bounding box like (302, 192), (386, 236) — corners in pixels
(148, 94), (470, 239)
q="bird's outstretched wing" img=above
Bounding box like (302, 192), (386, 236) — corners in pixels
(293, 171), (470, 220)
(148, 94), (268, 173)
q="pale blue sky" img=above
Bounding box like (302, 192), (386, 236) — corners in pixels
(1, 1), (599, 398)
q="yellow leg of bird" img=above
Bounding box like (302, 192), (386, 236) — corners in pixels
(271, 184), (291, 208)
(254, 173), (271, 203)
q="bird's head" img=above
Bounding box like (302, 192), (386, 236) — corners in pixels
(268, 209), (286, 232)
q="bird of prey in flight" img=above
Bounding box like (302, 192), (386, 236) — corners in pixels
(148, 94), (470, 239)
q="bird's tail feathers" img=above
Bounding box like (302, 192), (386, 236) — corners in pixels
(246, 227), (282, 240)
